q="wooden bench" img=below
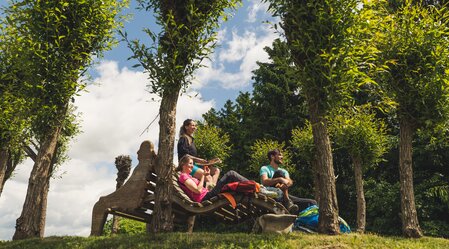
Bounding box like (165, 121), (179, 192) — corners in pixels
(90, 140), (288, 236)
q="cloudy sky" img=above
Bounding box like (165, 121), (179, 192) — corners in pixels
(0, 0), (279, 240)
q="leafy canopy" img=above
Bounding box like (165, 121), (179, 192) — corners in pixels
(124, 0), (240, 96)
(328, 105), (391, 168)
(376, 0), (449, 128)
(3, 0), (127, 140)
(265, 0), (370, 112)
(194, 123), (231, 171)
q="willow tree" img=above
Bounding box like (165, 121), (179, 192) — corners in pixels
(375, 0), (449, 238)
(265, 0), (372, 234)
(124, 0), (239, 232)
(5, 0), (126, 240)
(0, 16), (28, 197)
(329, 106), (390, 233)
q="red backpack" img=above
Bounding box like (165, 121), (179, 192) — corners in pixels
(221, 180), (261, 194)
(220, 180), (260, 209)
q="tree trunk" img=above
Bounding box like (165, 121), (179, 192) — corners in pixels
(352, 155), (366, 233)
(0, 148), (9, 197)
(12, 124), (62, 240)
(150, 87), (181, 233)
(0, 147), (21, 197)
(398, 118), (422, 238)
(307, 98), (339, 235)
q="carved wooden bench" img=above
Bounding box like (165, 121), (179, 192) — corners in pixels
(90, 140), (288, 236)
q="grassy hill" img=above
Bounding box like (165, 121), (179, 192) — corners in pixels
(1, 232), (448, 249)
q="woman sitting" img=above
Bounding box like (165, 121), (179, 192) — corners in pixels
(177, 155), (248, 202)
(177, 118), (221, 189)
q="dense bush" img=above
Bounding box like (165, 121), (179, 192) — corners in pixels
(103, 217), (146, 236)
(364, 180), (402, 235)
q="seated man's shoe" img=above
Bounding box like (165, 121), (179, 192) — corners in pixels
(284, 200), (299, 214)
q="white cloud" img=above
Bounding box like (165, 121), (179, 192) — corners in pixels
(202, 24), (278, 89)
(247, 0), (271, 23)
(216, 28), (228, 44)
(219, 30), (257, 63)
(0, 60), (213, 241)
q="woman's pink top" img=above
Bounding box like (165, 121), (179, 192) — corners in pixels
(178, 173), (208, 202)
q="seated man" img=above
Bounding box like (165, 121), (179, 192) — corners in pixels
(260, 149), (317, 214)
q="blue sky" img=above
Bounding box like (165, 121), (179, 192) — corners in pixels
(0, 0), (280, 240)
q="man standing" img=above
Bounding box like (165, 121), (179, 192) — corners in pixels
(260, 149), (317, 214)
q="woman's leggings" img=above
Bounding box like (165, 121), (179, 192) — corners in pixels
(202, 170), (248, 201)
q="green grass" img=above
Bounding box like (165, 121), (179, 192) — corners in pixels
(1, 232), (448, 249)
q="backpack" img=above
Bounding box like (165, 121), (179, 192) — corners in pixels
(220, 180), (260, 210)
(293, 205), (351, 233)
(221, 180), (261, 194)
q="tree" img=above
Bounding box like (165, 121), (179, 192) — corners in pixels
(193, 123), (231, 172)
(249, 139), (293, 176)
(0, 5), (31, 197)
(124, 0), (239, 232)
(112, 155), (132, 234)
(329, 105), (390, 233)
(265, 0), (366, 234)
(1, 12), (80, 194)
(4, 0), (126, 240)
(251, 39), (308, 143)
(375, 0), (449, 237)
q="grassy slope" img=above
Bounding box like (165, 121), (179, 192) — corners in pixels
(1, 233), (448, 249)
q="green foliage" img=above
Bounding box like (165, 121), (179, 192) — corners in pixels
(124, 0), (240, 96)
(415, 120), (449, 171)
(421, 220), (449, 238)
(265, 0), (371, 112)
(414, 174), (449, 237)
(364, 179), (402, 235)
(50, 105), (81, 176)
(3, 0), (127, 140)
(103, 218), (146, 236)
(249, 139), (293, 176)
(0, 6), (32, 154)
(375, 0), (449, 129)
(0, 0), (125, 182)
(328, 105), (391, 168)
(251, 39), (308, 143)
(193, 123), (232, 171)
(290, 121), (315, 164)
(0, 89), (29, 150)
